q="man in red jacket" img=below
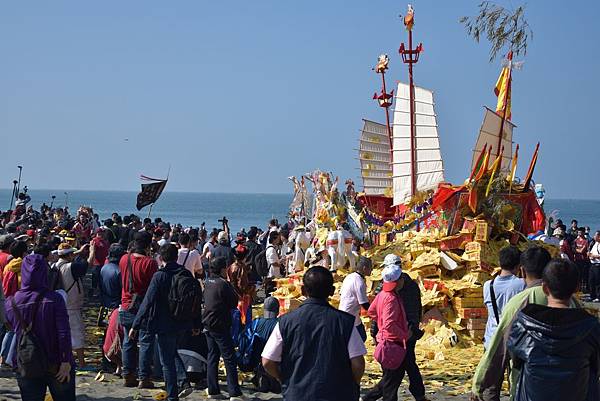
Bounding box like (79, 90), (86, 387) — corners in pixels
(118, 231), (158, 388)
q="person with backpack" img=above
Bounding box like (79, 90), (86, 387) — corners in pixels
(4, 253), (75, 401)
(177, 232), (203, 276)
(118, 231), (159, 388)
(55, 242), (89, 368)
(131, 244), (200, 401)
(240, 296), (280, 394)
(482, 246), (525, 348)
(202, 256), (245, 400)
(244, 227), (262, 283)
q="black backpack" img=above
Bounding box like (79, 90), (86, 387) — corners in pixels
(254, 246), (272, 278)
(168, 268), (203, 321)
(10, 293), (49, 379)
(48, 262), (64, 292)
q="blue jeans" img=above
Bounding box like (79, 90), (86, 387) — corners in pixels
(17, 368), (76, 401)
(120, 310), (154, 379)
(156, 331), (189, 401)
(0, 330), (14, 362)
(206, 330), (241, 397)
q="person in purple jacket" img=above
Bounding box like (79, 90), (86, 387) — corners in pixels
(5, 253), (75, 401)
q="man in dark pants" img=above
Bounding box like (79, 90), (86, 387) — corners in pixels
(202, 256), (244, 400)
(371, 271), (428, 401)
(131, 244), (194, 400)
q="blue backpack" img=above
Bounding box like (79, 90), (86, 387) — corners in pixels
(237, 318), (277, 372)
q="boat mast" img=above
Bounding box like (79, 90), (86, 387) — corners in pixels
(399, 5), (422, 198)
(373, 55), (394, 173)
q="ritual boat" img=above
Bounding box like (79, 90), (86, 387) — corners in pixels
(356, 6), (544, 237)
(356, 5), (445, 227)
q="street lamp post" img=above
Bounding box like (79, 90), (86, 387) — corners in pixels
(16, 165), (23, 197)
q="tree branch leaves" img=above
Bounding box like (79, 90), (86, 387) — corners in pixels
(460, 1), (533, 62)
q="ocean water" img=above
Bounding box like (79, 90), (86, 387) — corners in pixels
(0, 189), (599, 233)
(0, 189), (290, 233)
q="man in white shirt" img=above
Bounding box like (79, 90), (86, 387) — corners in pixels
(177, 233), (203, 276)
(588, 231), (600, 302)
(262, 267), (366, 401)
(265, 231), (281, 296)
(338, 256), (372, 341)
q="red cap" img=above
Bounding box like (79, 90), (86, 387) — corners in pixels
(382, 281), (398, 292)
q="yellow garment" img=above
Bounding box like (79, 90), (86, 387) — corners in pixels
(494, 66), (512, 120)
(4, 257), (23, 287)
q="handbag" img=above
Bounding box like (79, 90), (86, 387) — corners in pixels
(373, 294), (408, 370)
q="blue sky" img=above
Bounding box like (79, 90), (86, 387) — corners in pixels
(0, 1), (598, 199)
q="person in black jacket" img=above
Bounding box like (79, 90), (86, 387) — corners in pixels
(131, 244), (194, 401)
(508, 258), (600, 401)
(371, 272), (428, 401)
(202, 256), (243, 400)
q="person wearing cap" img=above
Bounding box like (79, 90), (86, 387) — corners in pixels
(201, 229), (219, 273)
(339, 256), (372, 342)
(100, 243), (125, 310)
(55, 242), (89, 368)
(248, 296), (280, 394)
(118, 231), (159, 388)
(369, 254), (428, 401)
(210, 231), (234, 267)
(262, 266), (366, 401)
(362, 255), (412, 401)
(5, 254), (75, 401)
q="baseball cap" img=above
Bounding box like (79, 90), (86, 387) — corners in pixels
(382, 255), (403, 292)
(381, 253), (402, 267)
(57, 242), (78, 256)
(217, 231), (228, 243)
(263, 296), (280, 318)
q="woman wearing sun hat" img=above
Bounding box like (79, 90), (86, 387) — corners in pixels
(363, 254), (411, 401)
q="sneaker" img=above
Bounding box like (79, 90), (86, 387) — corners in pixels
(229, 397), (247, 401)
(206, 389), (226, 399)
(138, 379), (155, 389)
(593, 298), (600, 302)
(179, 382), (194, 398)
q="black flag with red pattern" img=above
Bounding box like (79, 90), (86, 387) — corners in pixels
(136, 179), (167, 210)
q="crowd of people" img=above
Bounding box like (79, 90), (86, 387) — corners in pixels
(0, 194), (599, 401)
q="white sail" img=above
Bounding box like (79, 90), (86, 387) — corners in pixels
(358, 119), (392, 196)
(392, 82), (445, 205)
(471, 107), (515, 171)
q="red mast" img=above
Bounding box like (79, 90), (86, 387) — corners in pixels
(399, 5), (422, 198)
(373, 54), (394, 171)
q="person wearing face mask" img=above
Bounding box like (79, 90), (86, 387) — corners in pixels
(362, 255), (413, 401)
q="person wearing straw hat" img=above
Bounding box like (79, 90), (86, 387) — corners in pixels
(55, 242), (89, 368)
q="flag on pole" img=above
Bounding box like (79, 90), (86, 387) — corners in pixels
(475, 146), (491, 181)
(469, 144), (487, 182)
(507, 144), (519, 192)
(494, 52), (513, 120)
(485, 146), (503, 197)
(136, 177), (168, 211)
(523, 143), (540, 190)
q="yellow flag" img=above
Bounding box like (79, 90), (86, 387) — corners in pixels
(495, 52), (513, 120)
(485, 149), (503, 197)
(507, 144), (519, 192)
